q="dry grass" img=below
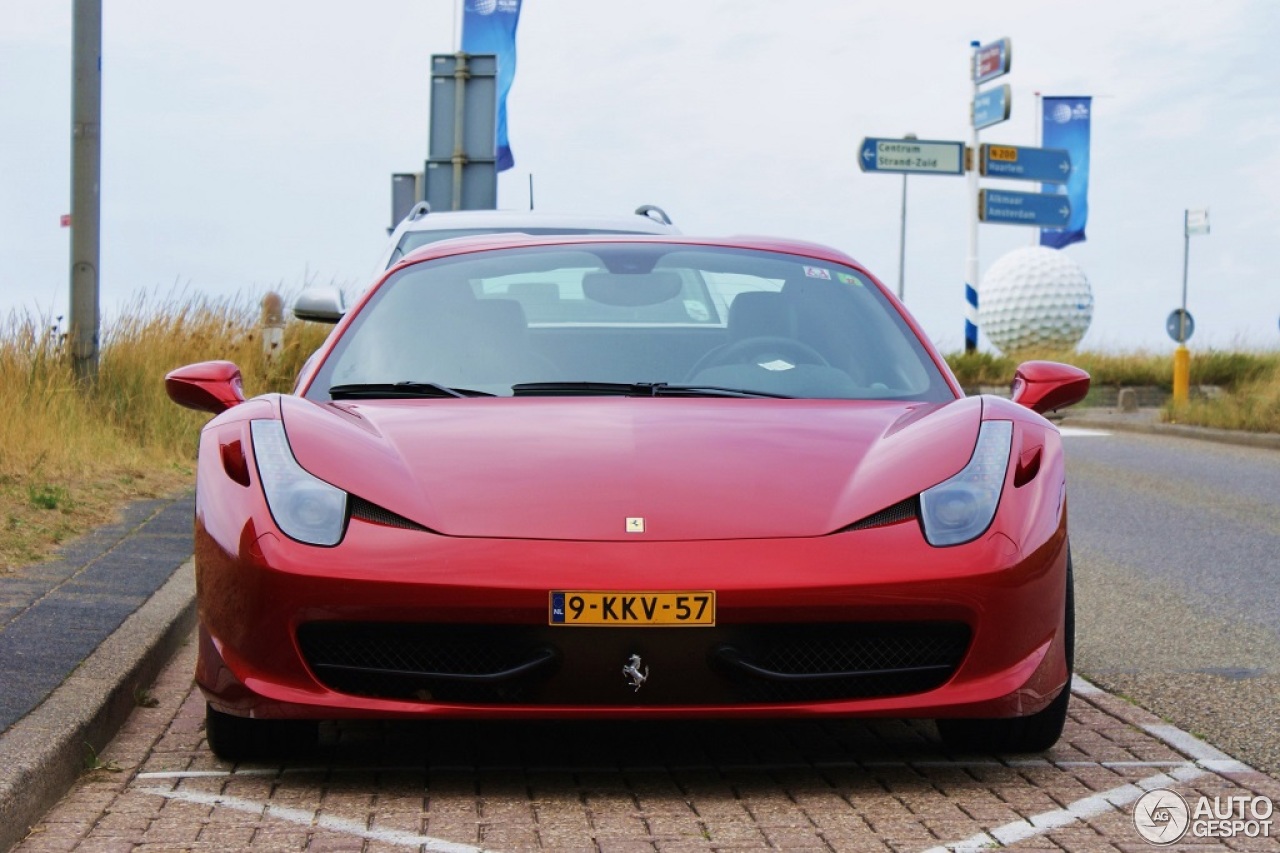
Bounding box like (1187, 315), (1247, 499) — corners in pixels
(944, 347), (1280, 391)
(1166, 366), (1280, 431)
(945, 347), (1280, 432)
(0, 292), (327, 571)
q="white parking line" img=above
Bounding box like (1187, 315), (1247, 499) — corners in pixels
(919, 678), (1264, 851)
(921, 764), (1207, 853)
(139, 785), (491, 852)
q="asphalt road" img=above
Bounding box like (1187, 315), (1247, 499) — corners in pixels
(1062, 426), (1280, 776)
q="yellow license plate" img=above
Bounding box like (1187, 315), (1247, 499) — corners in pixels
(549, 591), (715, 626)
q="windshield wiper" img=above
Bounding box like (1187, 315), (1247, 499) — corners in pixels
(329, 382), (495, 400)
(511, 382), (791, 399)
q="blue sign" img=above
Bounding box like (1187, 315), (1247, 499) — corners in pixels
(1040, 96), (1092, 248)
(1167, 309), (1195, 343)
(858, 137), (965, 175)
(980, 144), (1071, 183)
(463, 0), (522, 172)
(979, 189), (1071, 228)
(973, 84), (1011, 130)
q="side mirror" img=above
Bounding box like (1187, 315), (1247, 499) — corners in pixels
(165, 361), (246, 415)
(293, 287), (346, 324)
(1010, 360), (1091, 415)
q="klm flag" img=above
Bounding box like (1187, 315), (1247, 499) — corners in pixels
(1039, 96), (1092, 249)
(462, 0), (522, 172)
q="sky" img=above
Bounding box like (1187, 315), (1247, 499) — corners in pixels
(2, 0), (1278, 354)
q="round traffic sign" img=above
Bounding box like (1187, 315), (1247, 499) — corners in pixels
(1166, 308), (1195, 343)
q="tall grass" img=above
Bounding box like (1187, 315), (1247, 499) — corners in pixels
(944, 347), (1280, 432)
(1167, 367), (1280, 431)
(0, 293), (327, 569)
(944, 347), (1280, 391)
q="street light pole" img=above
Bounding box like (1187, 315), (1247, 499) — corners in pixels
(897, 132), (916, 302)
(70, 0), (102, 383)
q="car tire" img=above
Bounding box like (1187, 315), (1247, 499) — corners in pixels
(205, 703), (319, 762)
(937, 549), (1074, 754)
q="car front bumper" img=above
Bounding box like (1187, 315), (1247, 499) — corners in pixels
(195, 507), (1071, 723)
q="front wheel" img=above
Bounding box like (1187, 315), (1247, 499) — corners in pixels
(937, 551), (1074, 753)
(205, 703), (318, 762)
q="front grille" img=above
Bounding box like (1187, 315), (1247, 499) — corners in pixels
(297, 623), (557, 703)
(709, 622), (970, 702)
(296, 621), (970, 706)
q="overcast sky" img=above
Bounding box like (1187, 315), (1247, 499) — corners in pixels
(3, 0), (1277, 353)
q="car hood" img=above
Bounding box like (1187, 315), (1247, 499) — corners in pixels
(279, 395), (981, 541)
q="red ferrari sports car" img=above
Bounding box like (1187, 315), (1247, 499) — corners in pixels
(166, 234), (1090, 761)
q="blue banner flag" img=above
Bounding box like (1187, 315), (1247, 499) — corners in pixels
(462, 0), (522, 172)
(1039, 96), (1091, 248)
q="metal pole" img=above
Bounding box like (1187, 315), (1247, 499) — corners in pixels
(897, 133), (916, 302)
(1173, 209), (1191, 405)
(1180, 210), (1190, 333)
(964, 41), (980, 353)
(1032, 91), (1041, 247)
(70, 0), (102, 383)
(451, 52), (470, 211)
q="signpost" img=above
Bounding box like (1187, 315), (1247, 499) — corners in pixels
(979, 144), (1070, 182)
(858, 137), (965, 176)
(979, 189), (1071, 228)
(423, 53), (499, 211)
(857, 35), (1042, 353)
(972, 84), (1012, 130)
(964, 37), (1013, 352)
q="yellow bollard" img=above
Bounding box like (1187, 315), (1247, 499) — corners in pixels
(1172, 345), (1190, 406)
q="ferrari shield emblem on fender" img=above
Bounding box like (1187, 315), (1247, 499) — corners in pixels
(626, 517), (645, 533)
(623, 654), (649, 691)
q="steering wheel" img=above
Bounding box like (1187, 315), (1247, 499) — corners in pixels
(694, 336), (831, 373)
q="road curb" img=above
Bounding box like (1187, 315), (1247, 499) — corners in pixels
(0, 559), (195, 853)
(1062, 410), (1280, 451)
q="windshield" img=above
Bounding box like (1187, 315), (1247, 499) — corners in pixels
(309, 244), (952, 401)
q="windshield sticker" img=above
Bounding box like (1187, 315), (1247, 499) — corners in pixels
(837, 272), (863, 286)
(803, 266), (832, 280)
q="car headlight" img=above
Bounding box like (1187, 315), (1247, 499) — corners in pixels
(919, 420), (1012, 547)
(250, 419), (348, 546)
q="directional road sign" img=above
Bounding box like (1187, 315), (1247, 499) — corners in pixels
(980, 144), (1071, 183)
(858, 137), (965, 176)
(973, 38), (1012, 85)
(973, 84), (1011, 130)
(979, 189), (1071, 228)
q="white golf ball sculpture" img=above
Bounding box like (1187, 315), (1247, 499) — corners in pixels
(978, 246), (1094, 353)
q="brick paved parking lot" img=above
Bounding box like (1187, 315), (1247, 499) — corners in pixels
(13, 637), (1280, 852)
